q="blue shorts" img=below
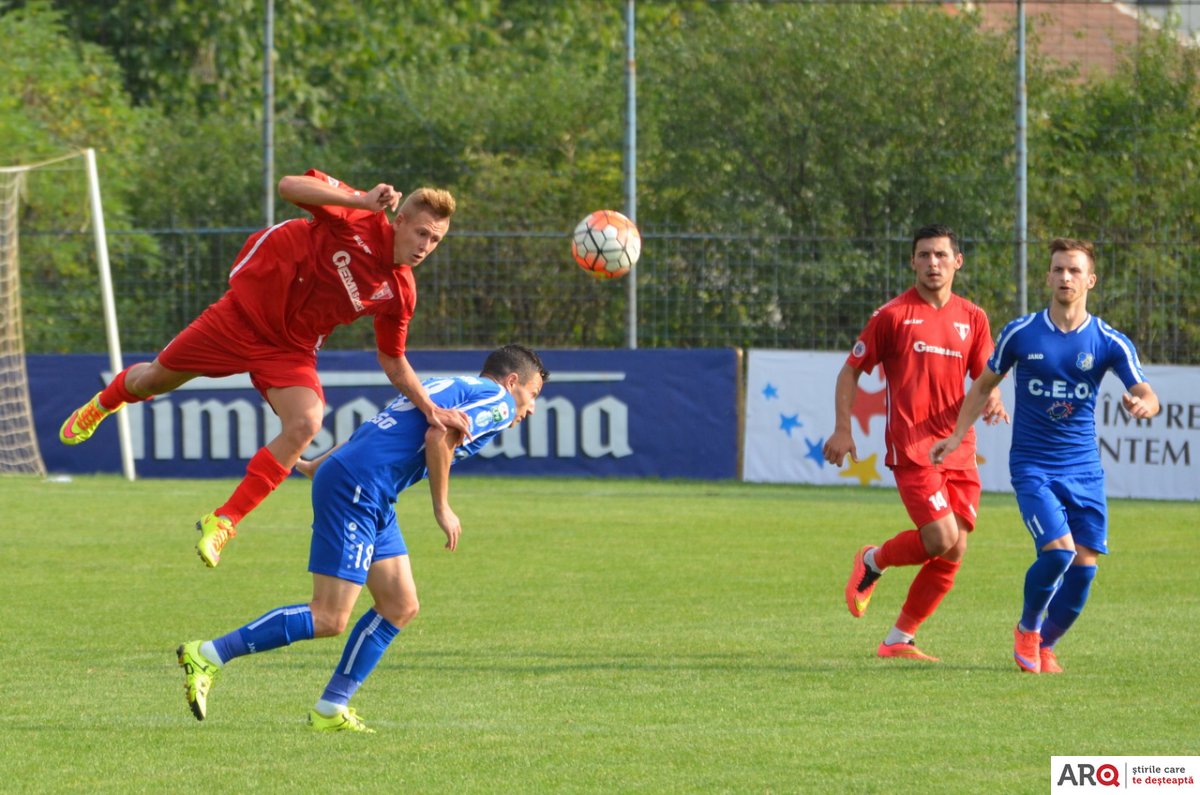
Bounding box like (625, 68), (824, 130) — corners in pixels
(1011, 469), (1108, 554)
(309, 459), (408, 585)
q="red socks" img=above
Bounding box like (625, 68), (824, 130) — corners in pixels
(98, 367), (144, 411)
(897, 557), (961, 634)
(215, 447), (291, 525)
(873, 529), (930, 570)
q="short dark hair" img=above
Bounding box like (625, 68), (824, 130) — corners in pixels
(912, 224), (960, 257)
(481, 344), (549, 384)
(1049, 237), (1096, 271)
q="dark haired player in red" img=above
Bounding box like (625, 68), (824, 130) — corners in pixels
(59, 170), (469, 568)
(823, 224), (1008, 661)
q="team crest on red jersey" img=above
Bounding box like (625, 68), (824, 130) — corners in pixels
(370, 282), (394, 301)
(953, 322), (970, 340)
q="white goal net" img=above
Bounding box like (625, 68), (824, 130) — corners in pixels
(0, 150), (132, 479)
(0, 168), (45, 475)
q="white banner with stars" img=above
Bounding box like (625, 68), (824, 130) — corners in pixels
(743, 350), (1198, 501)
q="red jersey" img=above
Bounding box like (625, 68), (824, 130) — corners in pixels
(845, 287), (993, 469)
(226, 169), (414, 357)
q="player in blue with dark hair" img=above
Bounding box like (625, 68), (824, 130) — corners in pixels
(175, 344), (547, 731)
(931, 238), (1159, 674)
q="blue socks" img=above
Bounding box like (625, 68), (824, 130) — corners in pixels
(210, 604), (315, 663)
(200, 604), (401, 717)
(1020, 548), (1076, 632)
(318, 609), (401, 709)
(1041, 565), (1097, 648)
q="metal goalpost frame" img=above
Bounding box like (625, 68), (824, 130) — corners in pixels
(0, 149), (134, 480)
(83, 147), (137, 481)
(1014, 0), (1029, 318)
(624, 0), (638, 350)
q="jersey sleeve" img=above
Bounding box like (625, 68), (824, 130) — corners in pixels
(1100, 321), (1149, 389)
(967, 307), (994, 380)
(988, 314), (1031, 376)
(845, 309), (890, 374)
(296, 168), (368, 226)
(458, 414), (512, 458)
(447, 381), (517, 457)
(373, 313), (407, 358)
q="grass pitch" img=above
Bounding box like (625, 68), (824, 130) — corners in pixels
(0, 475), (1196, 793)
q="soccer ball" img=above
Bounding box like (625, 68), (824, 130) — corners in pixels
(571, 210), (641, 279)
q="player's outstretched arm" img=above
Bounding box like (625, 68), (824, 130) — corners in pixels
(822, 364), (862, 466)
(930, 368), (1004, 464)
(278, 174), (400, 212)
(378, 352), (471, 436)
(424, 425), (465, 551)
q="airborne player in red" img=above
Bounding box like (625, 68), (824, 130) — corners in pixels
(59, 170), (468, 568)
(823, 225), (1008, 661)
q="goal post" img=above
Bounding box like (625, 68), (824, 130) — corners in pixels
(84, 148), (136, 482)
(0, 167), (43, 475)
(0, 149), (136, 480)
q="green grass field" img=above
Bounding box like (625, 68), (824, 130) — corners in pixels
(0, 475), (1196, 794)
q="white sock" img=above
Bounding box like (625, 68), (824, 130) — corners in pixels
(313, 699), (344, 718)
(199, 640), (224, 667)
(864, 548), (882, 574)
(884, 627), (915, 646)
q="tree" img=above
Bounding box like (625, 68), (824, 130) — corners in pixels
(0, 1), (161, 352)
(1030, 18), (1200, 361)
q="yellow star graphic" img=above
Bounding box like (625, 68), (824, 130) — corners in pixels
(839, 453), (882, 486)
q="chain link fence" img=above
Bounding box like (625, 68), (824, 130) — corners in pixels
(22, 221), (1197, 365)
(16, 1), (1200, 365)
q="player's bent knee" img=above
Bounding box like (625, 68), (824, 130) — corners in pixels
(310, 608), (352, 638)
(379, 597), (419, 629)
(921, 526), (958, 557)
(276, 415), (323, 450)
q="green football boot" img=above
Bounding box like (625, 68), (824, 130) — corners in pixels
(307, 707), (375, 734)
(176, 641), (220, 720)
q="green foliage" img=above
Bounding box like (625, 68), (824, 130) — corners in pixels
(637, 4), (1027, 348)
(643, 4), (1018, 238)
(1030, 20), (1200, 360)
(5, 2), (1200, 360)
(0, 1), (163, 352)
(1, 475), (1197, 792)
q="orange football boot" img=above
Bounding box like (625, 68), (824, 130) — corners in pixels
(877, 641), (940, 662)
(845, 545), (882, 618)
(1013, 625), (1042, 673)
(1039, 647), (1063, 674)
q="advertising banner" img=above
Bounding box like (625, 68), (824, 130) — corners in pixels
(32, 349), (740, 480)
(744, 349), (1198, 501)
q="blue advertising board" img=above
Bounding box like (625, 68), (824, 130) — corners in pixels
(31, 349), (740, 480)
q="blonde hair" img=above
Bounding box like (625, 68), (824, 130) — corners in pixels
(400, 187), (456, 219)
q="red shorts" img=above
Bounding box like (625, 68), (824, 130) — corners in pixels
(893, 465), (981, 530)
(157, 294), (324, 402)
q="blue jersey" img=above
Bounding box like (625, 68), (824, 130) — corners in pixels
(326, 375), (516, 504)
(989, 310), (1148, 472)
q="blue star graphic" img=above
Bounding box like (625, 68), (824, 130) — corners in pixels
(762, 383), (779, 400)
(805, 437), (825, 466)
(779, 414), (802, 437)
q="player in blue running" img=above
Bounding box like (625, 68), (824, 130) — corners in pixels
(176, 344), (547, 731)
(931, 238), (1159, 674)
